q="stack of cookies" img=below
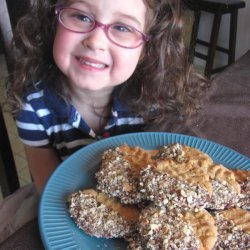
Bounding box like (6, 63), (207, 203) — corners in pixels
(67, 144), (250, 250)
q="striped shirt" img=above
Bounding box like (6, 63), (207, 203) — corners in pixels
(16, 81), (145, 160)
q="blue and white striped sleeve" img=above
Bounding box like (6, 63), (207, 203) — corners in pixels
(15, 98), (51, 148)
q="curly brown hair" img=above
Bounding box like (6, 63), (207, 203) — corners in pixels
(117, 0), (210, 130)
(5, 0), (210, 131)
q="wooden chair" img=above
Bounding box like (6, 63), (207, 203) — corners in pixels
(185, 0), (246, 78)
(0, 0), (20, 197)
(0, 106), (20, 197)
(0, 0), (30, 197)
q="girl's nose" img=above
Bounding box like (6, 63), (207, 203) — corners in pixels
(81, 27), (108, 51)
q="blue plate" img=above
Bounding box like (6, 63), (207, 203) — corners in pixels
(39, 132), (250, 250)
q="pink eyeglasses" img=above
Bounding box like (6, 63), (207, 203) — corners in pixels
(55, 7), (151, 49)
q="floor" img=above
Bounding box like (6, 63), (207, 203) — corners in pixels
(0, 54), (32, 201)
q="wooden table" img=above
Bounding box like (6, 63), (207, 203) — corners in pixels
(190, 50), (250, 157)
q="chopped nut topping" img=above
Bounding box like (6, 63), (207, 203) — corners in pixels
(138, 206), (200, 249)
(139, 165), (210, 210)
(67, 190), (137, 238)
(153, 143), (186, 163)
(205, 180), (241, 210)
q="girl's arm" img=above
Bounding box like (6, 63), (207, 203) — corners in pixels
(24, 145), (61, 194)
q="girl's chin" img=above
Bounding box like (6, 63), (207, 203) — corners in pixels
(69, 82), (115, 92)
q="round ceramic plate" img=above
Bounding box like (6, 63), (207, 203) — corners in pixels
(39, 132), (250, 250)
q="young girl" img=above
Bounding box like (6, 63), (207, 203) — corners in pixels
(5, 0), (209, 193)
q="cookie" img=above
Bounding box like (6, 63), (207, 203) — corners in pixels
(139, 146), (212, 210)
(155, 144), (242, 210)
(232, 169), (250, 209)
(67, 189), (140, 238)
(174, 146), (241, 210)
(96, 145), (155, 204)
(213, 208), (250, 249)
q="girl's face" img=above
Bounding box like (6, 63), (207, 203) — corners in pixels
(53, 0), (148, 92)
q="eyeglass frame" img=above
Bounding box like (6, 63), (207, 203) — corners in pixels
(54, 6), (151, 49)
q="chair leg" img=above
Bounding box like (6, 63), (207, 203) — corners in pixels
(228, 9), (238, 65)
(189, 9), (201, 63)
(205, 12), (222, 78)
(0, 109), (20, 197)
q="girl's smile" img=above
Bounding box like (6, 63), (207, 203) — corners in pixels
(76, 56), (108, 71)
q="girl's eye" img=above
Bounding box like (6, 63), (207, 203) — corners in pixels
(71, 12), (93, 23)
(112, 25), (134, 33)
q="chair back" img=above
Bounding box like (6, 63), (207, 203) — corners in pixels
(0, 0), (23, 198)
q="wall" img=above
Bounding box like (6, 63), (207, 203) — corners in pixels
(194, 1), (250, 68)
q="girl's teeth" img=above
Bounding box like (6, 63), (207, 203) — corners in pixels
(79, 59), (105, 69)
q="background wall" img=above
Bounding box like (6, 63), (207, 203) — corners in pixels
(194, 1), (250, 69)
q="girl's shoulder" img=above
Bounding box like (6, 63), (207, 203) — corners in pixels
(21, 81), (48, 110)
(23, 81), (48, 98)
(22, 81), (67, 113)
